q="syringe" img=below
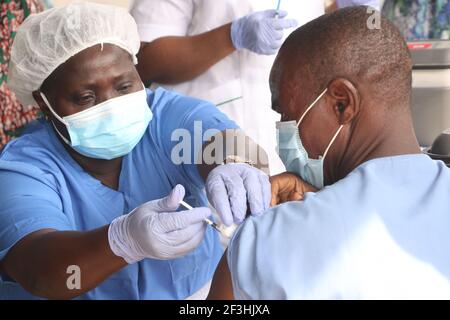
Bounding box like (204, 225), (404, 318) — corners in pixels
(275, 0), (282, 18)
(179, 200), (228, 236)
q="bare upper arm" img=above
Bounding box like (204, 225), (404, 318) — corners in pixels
(207, 250), (235, 300)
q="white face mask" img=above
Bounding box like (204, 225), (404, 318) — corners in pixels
(276, 88), (344, 189)
(40, 85), (152, 160)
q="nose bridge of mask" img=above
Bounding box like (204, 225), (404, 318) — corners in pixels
(40, 86), (148, 144)
(63, 86), (146, 122)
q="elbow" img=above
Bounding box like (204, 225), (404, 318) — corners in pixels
(135, 59), (195, 85)
(23, 272), (84, 300)
(136, 41), (204, 85)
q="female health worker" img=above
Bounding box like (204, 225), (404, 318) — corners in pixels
(0, 2), (271, 300)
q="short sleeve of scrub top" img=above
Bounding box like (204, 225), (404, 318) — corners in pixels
(0, 88), (239, 299)
(0, 162), (72, 261)
(130, 0), (195, 42)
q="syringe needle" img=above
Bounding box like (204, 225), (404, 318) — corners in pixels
(275, 0), (281, 18)
(179, 200), (223, 234)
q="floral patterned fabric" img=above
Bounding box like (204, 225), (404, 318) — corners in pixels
(0, 0), (45, 148)
(383, 0), (450, 40)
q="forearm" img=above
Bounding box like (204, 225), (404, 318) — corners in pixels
(0, 226), (127, 299)
(197, 129), (270, 181)
(136, 23), (235, 84)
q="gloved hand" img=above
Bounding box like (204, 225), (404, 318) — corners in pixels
(108, 185), (210, 263)
(206, 163), (271, 226)
(337, 0), (380, 10)
(231, 9), (298, 55)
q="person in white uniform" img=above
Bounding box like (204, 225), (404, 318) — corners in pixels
(207, 6), (450, 300)
(130, 0), (381, 175)
(130, 0), (326, 174)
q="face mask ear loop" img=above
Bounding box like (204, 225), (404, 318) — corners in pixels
(39, 92), (71, 145)
(322, 124), (344, 160)
(39, 92), (66, 124)
(296, 88), (328, 127)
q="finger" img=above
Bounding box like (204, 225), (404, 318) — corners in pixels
(269, 39), (284, 51)
(171, 224), (207, 255)
(222, 174), (247, 225)
(270, 29), (284, 41)
(289, 191), (304, 202)
(270, 196), (278, 207)
(159, 207), (211, 232)
(242, 170), (264, 215)
(280, 193), (290, 204)
(154, 184), (186, 212)
(261, 9), (287, 18)
(165, 222), (206, 246)
(259, 173), (271, 211)
(270, 177), (280, 207)
(261, 47), (279, 56)
(264, 9), (288, 19)
(206, 175), (234, 226)
(272, 18), (298, 30)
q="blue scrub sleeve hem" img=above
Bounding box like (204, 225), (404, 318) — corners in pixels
(0, 218), (72, 261)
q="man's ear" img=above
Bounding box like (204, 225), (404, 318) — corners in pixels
(327, 78), (361, 125)
(32, 90), (51, 119)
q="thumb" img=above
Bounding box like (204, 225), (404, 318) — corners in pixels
(155, 184), (186, 212)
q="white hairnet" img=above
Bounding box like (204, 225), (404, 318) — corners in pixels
(8, 1), (141, 107)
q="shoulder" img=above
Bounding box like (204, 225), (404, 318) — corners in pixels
(148, 87), (214, 114)
(226, 166), (374, 299)
(0, 120), (66, 188)
(1, 121), (52, 162)
(147, 87), (234, 131)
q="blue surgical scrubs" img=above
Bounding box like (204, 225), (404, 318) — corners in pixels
(228, 155), (450, 299)
(0, 88), (238, 300)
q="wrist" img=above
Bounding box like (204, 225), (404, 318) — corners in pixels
(230, 19), (243, 50)
(222, 155), (256, 167)
(108, 215), (143, 264)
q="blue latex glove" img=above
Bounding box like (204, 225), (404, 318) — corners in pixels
(206, 164), (271, 226)
(337, 0), (380, 10)
(231, 9), (298, 55)
(108, 185), (211, 263)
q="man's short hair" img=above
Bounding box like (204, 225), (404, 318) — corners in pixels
(281, 6), (412, 108)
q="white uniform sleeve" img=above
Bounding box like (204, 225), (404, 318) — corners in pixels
(129, 0), (195, 42)
(336, 0), (381, 10)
